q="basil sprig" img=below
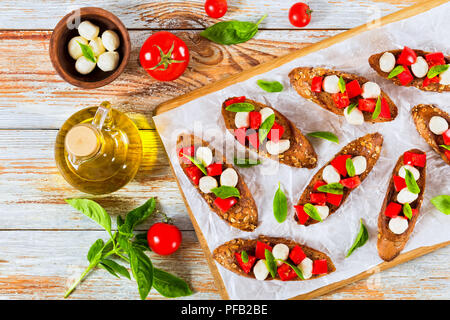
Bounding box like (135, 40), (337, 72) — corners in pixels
(388, 65), (404, 79)
(211, 186), (240, 199)
(200, 14), (267, 45)
(427, 64), (449, 79)
(338, 76), (346, 93)
(403, 203), (413, 220)
(430, 195), (450, 215)
(258, 113), (275, 142)
(346, 158), (355, 177)
(306, 131), (339, 144)
(241, 251), (249, 263)
(257, 80), (283, 92)
(372, 96), (381, 120)
(225, 102), (255, 112)
(317, 183), (344, 195)
(264, 249), (277, 278)
(404, 169), (420, 194)
(77, 41), (96, 63)
(440, 145), (450, 151)
(276, 260), (304, 280)
(346, 103), (357, 115)
(303, 203), (322, 222)
(181, 153), (207, 175)
(234, 158), (261, 167)
(346, 219), (369, 257)
(273, 183), (287, 223)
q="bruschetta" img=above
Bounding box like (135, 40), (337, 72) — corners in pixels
(221, 96), (318, 168)
(294, 133), (383, 226)
(289, 67), (398, 125)
(177, 134), (258, 231)
(412, 104), (450, 165)
(369, 47), (450, 92)
(377, 149), (427, 262)
(213, 235), (335, 281)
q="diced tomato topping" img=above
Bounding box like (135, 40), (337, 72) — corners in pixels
(311, 76), (323, 92)
(313, 180), (327, 191)
(384, 202), (402, 218)
(331, 154), (352, 177)
(346, 80), (362, 99)
(310, 193), (326, 205)
(443, 129), (450, 145)
(249, 111), (262, 130)
(294, 205), (309, 225)
(234, 127), (247, 146)
(247, 132), (260, 149)
(312, 259), (328, 275)
(445, 150), (450, 162)
(277, 263), (298, 281)
(214, 197), (237, 212)
(267, 122), (285, 142)
(411, 209), (419, 217)
(225, 96), (246, 106)
(396, 46), (417, 66)
(397, 66), (414, 86)
(422, 75), (440, 88)
(289, 245), (306, 265)
(185, 165), (203, 185)
(326, 193), (343, 207)
(206, 163), (223, 176)
(403, 151), (426, 167)
(332, 92), (350, 109)
(393, 175), (407, 192)
(379, 97), (391, 119)
(358, 98), (376, 113)
(235, 252), (256, 274)
(255, 241), (272, 260)
(340, 176), (361, 189)
(425, 52), (445, 67)
(178, 146), (195, 164)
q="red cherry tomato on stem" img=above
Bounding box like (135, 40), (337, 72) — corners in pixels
(147, 222), (182, 255)
(139, 31), (190, 81)
(289, 2), (312, 28)
(205, 0), (228, 19)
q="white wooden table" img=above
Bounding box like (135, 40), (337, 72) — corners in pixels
(0, 0), (448, 300)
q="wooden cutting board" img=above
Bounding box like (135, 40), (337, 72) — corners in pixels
(154, 0), (450, 300)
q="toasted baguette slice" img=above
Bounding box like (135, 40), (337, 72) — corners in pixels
(221, 97), (318, 168)
(377, 149), (427, 262)
(213, 235), (335, 281)
(295, 133), (383, 226)
(412, 104), (450, 165)
(177, 134), (258, 231)
(288, 67), (398, 122)
(369, 49), (450, 93)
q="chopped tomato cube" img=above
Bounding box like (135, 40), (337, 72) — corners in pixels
(206, 163), (223, 176)
(185, 165), (203, 185)
(379, 97), (391, 119)
(312, 259), (328, 275)
(267, 122), (285, 142)
(313, 180), (327, 191)
(255, 241), (272, 260)
(403, 151), (426, 167)
(235, 252), (256, 274)
(340, 176), (361, 189)
(346, 80), (362, 99)
(393, 175), (407, 192)
(422, 75), (440, 88)
(396, 46), (417, 66)
(225, 96), (246, 106)
(326, 193), (343, 206)
(443, 129), (450, 145)
(385, 202), (402, 218)
(289, 245), (306, 265)
(234, 127), (247, 146)
(277, 263), (298, 281)
(247, 132), (260, 149)
(294, 205), (309, 225)
(332, 92), (350, 109)
(214, 197), (237, 212)
(411, 208), (419, 217)
(425, 52), (445, 67)
(249, 111), (262, 130)
(331, 154), (352, 177)
(445, 150), (450, 162)
(178, 146), (195, 164)
(310, 193), (326, 205)
(397, 66), (414, 86)
(311, 76), (323, 92)
(358, 98), (376, 113)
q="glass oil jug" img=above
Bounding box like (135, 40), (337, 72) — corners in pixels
(55, 101), (142, 194)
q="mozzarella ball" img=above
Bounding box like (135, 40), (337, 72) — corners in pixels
(398, 165), (420, 181)
(253, 259), (269, 280)
(389, 216), (409, 235)
(315, 205), (329, 220)
(272, 244), (289, 266)
(97, 51), (119, 72)
(298, 257), (313, 280)
(102, 30), (120, 51)
(199, 176), (218, 194)
(322, 75), (340, 94)
(265, 139), (290, 155)
(397, 188), (419, 204)
(361, 81), (381, 99)
(68, 36), (88, 60)
(322, 165), (341, 184)
(195, 146), (213, 166)
(260, 107), (274, 123)
(352, 156), (367, 175)
(75, 56), (96, 75)
(234, 112), (249, 128)
(344, 106), (364, 125)
(429, 116), (449, 135)
(78, 20), (100, 40)
(379, 52), (396, 73)
(220, 168), (238, 187)
(89, 37), (105, 57)
(411, 56), (429, 78)
(439, 66), (450, 85)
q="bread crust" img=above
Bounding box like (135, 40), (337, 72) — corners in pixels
(368, 49), (450, 92)
(288, 67), (398, 122)
(411, 104), (450, 165)
(295, 133), (383, 226)
(221, 98), (318, 168)
(377, 149), (427, 262)
(177, 134), (258, 231)
(212, 235), (335, 281)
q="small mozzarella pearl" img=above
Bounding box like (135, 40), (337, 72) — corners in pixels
(265, 139), (290, 155)
(379, 52), (396, 73)
(89, 37), (105, 57)
(101, 30), (120, 51)
(253, 259), (269, 280)
(315, 205), (329, 220)
(344, 105), (364, 125)
(220, 168), (238, 187)
(272, 244), (289, 266)
(97, 51), (119, 72)
(78, 21), (100, 40)
(234, 112), (249, 128)
(198, 176), (218, 194)
(429, 116), (449, 135)
(195, 146), (213, 167)
(260, 107), (274, 123)
(398, 165), (420, 181)
(68, 36), (88, 60)
(389, 216), (409, 234)
(411, 56), (429, 78)
(298, 257), (313, 279)
(439, 67), (450, 85)
(322, 75), (340, 94)
(352, 156), (367, 175)
(75, 56), (96, 75)
(397, 188), (419, 204)
(361, 81), (381, 99)
(322, 165), (341, 184)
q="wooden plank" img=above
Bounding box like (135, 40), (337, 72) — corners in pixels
(0, 0), (421, 30)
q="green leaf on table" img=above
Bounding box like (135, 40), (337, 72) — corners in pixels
(427, 64), (449, 79)
(120, 198), (156, 236)
(273, 182), (287, 223)
(277, 260), (304, 280)
(210, 186), (240, 199)
(264, 249), (277, 278)
(303, 203), (322, 222)
(306, 131), (339, 144)
(372, 96), (381, 120)
(66, 199), (112, 237)
(430, 195), (450, 215)
(388, 65), (404, 79)
(129, 246), (154, 300)
(87, 239), (104, 263)
(181, 153), (207, 175)
(317, 183), (344, 195)
(404, 169), (420, 194)
(346, 158), (355, 177)
(257, 80), (283, 92)
(338, 76), (346, 93)
(77, 41), (96, 63)
(346, 219), (369, 258)
(403, 203), (413, 220)
(258, 113), (275, 142)
(132, 233), (151, 252)
(225, 102), (255, 112)
(153, 268), (193, 298)
(234, 158), (261, 168)
(241, 251), (249, 263)
(100, 259), (131, 279)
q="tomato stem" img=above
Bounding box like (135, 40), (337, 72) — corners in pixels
(148, 42), (185, 71)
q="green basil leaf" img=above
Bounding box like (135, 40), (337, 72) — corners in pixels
(99, 262), (120, 278)
(132, 233), (151, 252)
(225, 102), (255, 112)
(181, 153), (207, 175)
(439, 144), (450, 151)
(257, 80), (284, 92)
(129, 246), (154, 300)
(153, 268), (193, 298)
(338, 76), (346, 93)
(258, 113), (275, 142)
(117, 234), (131, 252)
(120, 198), (156, 236)
(303, 203), (322, 222)
(66, 199), (112, 237)
(346, 219), (369, 257)
(234, 158), (261, 167)
(276, 259), (304, 280)
(101, 259), (131, 279)
(87, 239), (104, 263)
(117, 215), (125, 227)
(427, 64), (449, 79)
(388, 65), (404, 79)
(372, 96), (381, 120)
(306, 131), (339, 144)
(346, 158), (355, 177)
(241, 251), (249, 263)
(317, 183), (344, 195)
(200, 14), (267, 45)
(77, 41), (96, 63)
(430, 195), (450, 215)
(403, 203), (413, 220)
(404, 169), (420, 194)
(210, 186), (240, 199)
(273, 183), (287, 223)
(346, 103), (357, 115)
(264, 249), (277, 278)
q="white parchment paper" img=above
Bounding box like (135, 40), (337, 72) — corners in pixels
(153, 3), (450, 300)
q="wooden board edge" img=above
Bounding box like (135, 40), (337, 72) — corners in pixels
(154, 0), (446, 116)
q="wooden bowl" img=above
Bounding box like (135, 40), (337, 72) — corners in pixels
(49, 7), (130, 89)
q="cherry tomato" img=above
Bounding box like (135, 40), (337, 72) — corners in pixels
(205, 0), (228, 19)
(289, 2), (312, 28)
(147, 222), (182, 255)
(139, 31), (189, 81)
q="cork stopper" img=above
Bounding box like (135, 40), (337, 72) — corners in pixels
(65, 125), (100, 158)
